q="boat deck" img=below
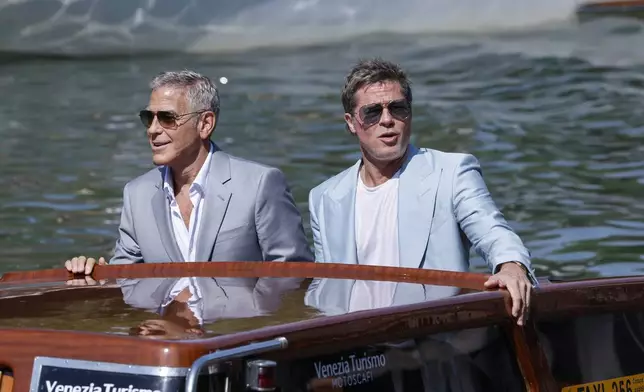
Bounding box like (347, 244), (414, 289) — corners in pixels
(0, 276), (479, 339)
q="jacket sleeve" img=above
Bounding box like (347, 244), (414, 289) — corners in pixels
(254, 168), (314, 263)
(308, 188), (325, 262)
(452, 154), (538, 286)
(110, 182), (144, 265)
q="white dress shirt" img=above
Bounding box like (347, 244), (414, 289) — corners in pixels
(159, 142), (215, 322)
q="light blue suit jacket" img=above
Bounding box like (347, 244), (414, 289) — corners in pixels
(308, 145), (537, 307)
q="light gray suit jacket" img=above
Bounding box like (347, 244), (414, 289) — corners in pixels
(110, 143), (314, 284)
(308, 145), (537, 306)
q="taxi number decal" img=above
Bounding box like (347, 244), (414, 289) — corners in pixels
(562, 373), (644, 392)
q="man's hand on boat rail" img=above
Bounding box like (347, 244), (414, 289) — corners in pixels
(64, 255), (107, 286)
(483, 262), (532, 326)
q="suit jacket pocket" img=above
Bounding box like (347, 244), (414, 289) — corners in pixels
(216, 224), (252, 244)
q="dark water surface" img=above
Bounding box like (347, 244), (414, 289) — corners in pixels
(1, 23), (643, 280)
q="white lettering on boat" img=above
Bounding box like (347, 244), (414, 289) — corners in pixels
(313, 352), (386, 388)
(314, 357), (351, 378)
(44, 381), (160, 392)
(331, 371), (374, 388)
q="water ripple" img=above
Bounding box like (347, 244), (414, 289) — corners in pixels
(0, 30), (643, 279)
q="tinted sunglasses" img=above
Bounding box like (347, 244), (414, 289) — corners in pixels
(138, 109), (207, 130)
(356, 99), (411, 127)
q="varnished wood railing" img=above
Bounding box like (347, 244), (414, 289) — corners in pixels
(0, 261), (491, 291)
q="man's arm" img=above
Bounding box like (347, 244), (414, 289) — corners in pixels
(110, 182), (143, 265)
(452, 153), (537, 285)
(452, 153), (536, 326)
(308, 189), (325, 262)
(255, 168), (314, 263)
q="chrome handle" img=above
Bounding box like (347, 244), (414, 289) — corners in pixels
(184, 337), (288, 392)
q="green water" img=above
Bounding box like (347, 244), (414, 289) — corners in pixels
(1, 25), (643, 280)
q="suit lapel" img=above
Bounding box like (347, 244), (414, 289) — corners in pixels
(152, 180), (184, 262)
(398, 146), (442, 269)
(195, 148), (232, 262)
(324, 160), (361, 265)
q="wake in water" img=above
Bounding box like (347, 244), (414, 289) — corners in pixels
(0, 0), (582, 56)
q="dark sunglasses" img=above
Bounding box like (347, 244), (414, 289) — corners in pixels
(356, 99), (411, 127)
(138, 109), (207, 129)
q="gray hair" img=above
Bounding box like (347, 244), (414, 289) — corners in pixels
(150, 70), (221, 123)
(341, 58), (412, 114)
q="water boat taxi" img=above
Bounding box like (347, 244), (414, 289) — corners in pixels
(0, 261), (642, 392)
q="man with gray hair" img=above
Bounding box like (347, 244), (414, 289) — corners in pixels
(308, 58), (537, 326)
(66, 70), (313, 292)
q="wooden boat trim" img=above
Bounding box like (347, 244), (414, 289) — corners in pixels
(0, 261), (491, 290)
(538, 274), (644, 288)
(532, 277), (644, 320)
(506, 322), (560, 392)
